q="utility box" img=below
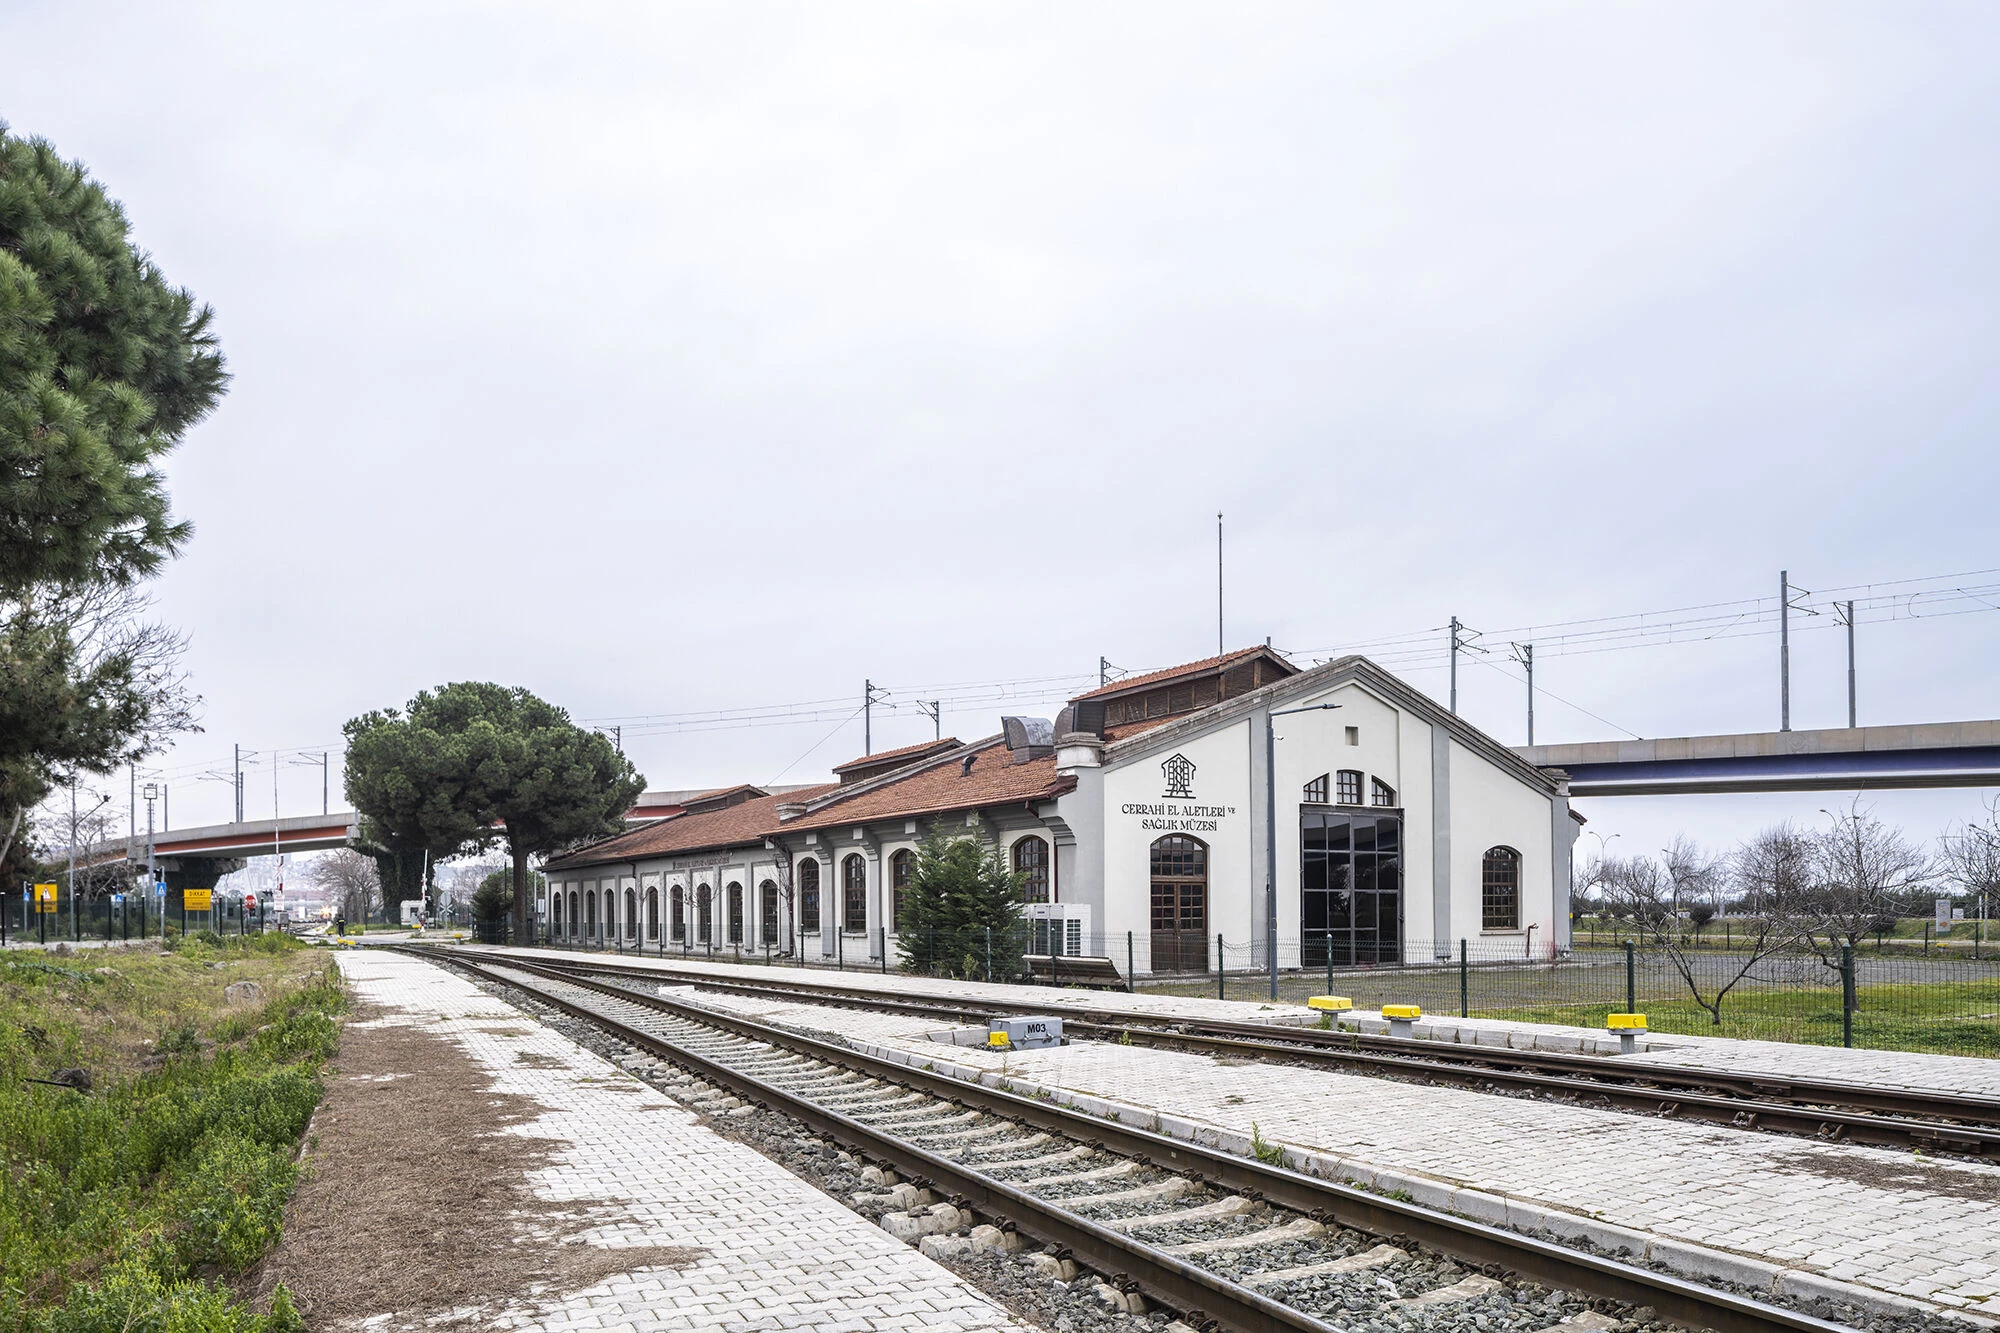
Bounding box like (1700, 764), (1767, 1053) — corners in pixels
(990, 1015), (1064, 1049)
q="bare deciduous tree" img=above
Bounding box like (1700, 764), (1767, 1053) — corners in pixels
(1804, 798), (1933, 969)
(304, 848), (382, 922)
(1602, 834), (1812, 1025)
(1940, 796), (2000, 923)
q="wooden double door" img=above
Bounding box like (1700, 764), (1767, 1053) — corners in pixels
(1149, 835), (1209, 973)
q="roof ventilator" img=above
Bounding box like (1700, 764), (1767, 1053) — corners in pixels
(1001, 716), (1056, 764)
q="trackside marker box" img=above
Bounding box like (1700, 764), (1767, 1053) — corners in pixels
(990, 1016), (1063, 1050)
(1607, 1012), (1648, 1054)
(1381, 1004), (1421, 1039)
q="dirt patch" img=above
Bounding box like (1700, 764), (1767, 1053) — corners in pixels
(246, 1003), (704, 1330)
(513, 1050), (568, 1069)
(1770, 1143), (2000, 1202)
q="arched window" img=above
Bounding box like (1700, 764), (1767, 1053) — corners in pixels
(1149, 835), (1208, 972)
(890, 849), (914, 930)
(760, 879), (779, 944)
(552, 893), (564, 935)
(1482, 846), (1521, 931)
(645, 887), (658, 941)
(1303, 774), (1329, 804)
(1371, 777), (1396, 807)
(728, 882), (743, 944)
(799, 860), (821, 932)
(670, 886), (685, 941)
(585, 890), (598, 935)
(842, 855), (867, 932)
(1013, 836), (1051, 904)
(623, 887), (637, 940)
(1335, 770), (1364, 805)
(567, 891), (579, 940)
(696, 883), (713, 943)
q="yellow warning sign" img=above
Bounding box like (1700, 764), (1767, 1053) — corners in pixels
(32, 883), (57, 914)
(184, 889), (213, 911)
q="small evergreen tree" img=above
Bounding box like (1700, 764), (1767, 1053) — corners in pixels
(897, 823), (1028, 980)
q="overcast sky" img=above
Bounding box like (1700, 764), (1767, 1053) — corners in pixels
(9, 2), (1999, 861)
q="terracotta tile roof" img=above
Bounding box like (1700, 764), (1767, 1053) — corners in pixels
(783, 738), (1074, 833)
(547, 783), (839, 871)
(1070, 646), (1292, 702)
(831, 737), (961, 775)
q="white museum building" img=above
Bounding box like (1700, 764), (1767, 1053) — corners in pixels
(543, 647), (1580, 976)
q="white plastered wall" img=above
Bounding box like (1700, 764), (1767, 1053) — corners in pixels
(1100, 717), (1254, 973)
(1447, 738), (1558, 954)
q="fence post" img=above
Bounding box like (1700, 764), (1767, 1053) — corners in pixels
(1623, 939), (1636, 1015)
(1460, 938), (1469, 1018)
(1325, 930), (1333, 998)
(1923, 922), (1931, 956)
(881, 928), (888, 974)
(985, 926), (992, 983)
(1127, 931), (1135, 993)
(1841, 944), (1856, 1048)
(1217, 934), (1225, 1000)
(929, 926), (936, 977)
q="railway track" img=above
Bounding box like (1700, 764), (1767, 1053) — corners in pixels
(470, 948), (2000, 1159)
(414, 947), (1857, 1333)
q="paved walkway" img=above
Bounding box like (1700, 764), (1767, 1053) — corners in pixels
(339, 950), (1032, 1332)
(603, 966), (2000, 1317)
(465, 944), (2000, 1097)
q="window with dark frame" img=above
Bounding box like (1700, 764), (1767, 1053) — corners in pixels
(1013, 836), (1051, 904)
(1336, 769), (1364, 805)
(670, 886), (684, 941)
(1482, 846), (1521, 930)
(1371, 777), (1396, 807)
(1303, 773), (1330, 804)
(842, 854), (867, 932)
(891, 848), (913, 927)
(727, 882), (743, 943)
(799, 860), (820, 932)
(760, 879), (779, 944)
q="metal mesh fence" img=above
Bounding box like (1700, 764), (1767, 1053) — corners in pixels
(2, 888), (277, 944)
(511, 916), (2000, 1057)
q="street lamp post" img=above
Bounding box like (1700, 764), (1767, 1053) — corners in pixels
(1265, 701), (1342, 999)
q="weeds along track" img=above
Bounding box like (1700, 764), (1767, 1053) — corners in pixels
(413, 948), (1853, 1333)
(493, 951), (2000, 1159)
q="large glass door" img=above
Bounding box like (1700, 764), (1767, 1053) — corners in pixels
(1301, 811), (1402, 966)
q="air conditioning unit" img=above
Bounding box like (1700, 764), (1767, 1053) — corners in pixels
(1025, 902), (1091, 957)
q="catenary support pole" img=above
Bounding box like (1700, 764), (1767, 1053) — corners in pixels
(1779, 571), (1791, 732)
(1844, 599), (1857, 728)
(1448, 617), (1461, 715)
(1216, 512), (1224, 656)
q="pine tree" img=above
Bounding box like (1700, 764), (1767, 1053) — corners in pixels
(897, 823), (1028, 980)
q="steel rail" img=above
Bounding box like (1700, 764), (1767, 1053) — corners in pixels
(426, 948), (1856, 1333)
(489, 949), (2000, 1146)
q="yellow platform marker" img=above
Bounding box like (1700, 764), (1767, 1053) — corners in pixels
(1307, 995), (1352, 1012)
(1607, 1012), (1647, 1053)
(1381, 1004), (1421, 1020)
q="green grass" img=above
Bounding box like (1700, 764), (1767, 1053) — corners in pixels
(1480, 979), (2000, 1056)
(0, 936), (341, 1331)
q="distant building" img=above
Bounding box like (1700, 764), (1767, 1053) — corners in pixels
(545, 650), (1579, 975)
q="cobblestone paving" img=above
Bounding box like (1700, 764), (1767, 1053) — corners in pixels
(649, 982), (2000, 1315)
(1620, 1038), (2000, 1099)
(338, 950), (1033, 1332)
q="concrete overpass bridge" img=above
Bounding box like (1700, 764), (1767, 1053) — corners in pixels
(80, 785), (799, 888)
(1517, 719), (2000, 796)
